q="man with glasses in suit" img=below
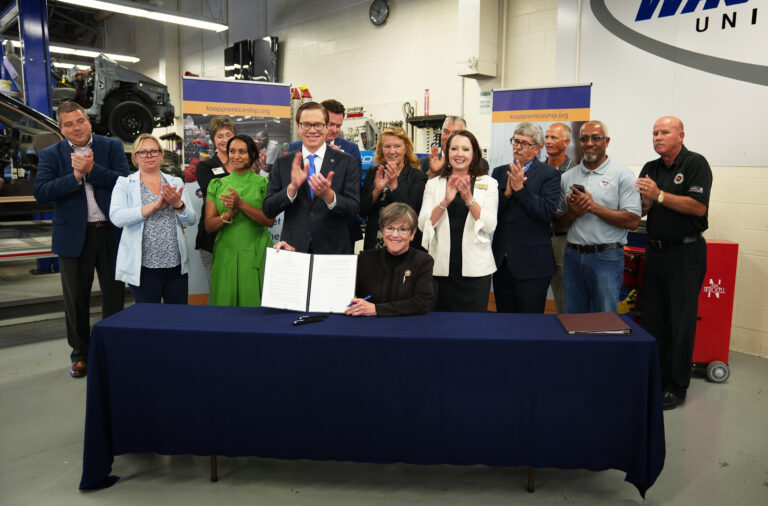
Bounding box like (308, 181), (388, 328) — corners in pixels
(263, 101), (360, 254)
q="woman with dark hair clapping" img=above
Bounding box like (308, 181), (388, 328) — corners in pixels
(418, 130), (498, 312)
(205, 135), (274, 307)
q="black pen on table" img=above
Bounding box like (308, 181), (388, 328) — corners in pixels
(348, 295), (371, 307)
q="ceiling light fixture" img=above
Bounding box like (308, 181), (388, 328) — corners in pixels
(57, 0), (229, 32)
(10, 40), (140, 63)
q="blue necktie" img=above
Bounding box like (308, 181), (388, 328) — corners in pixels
(307, 154), (317, 198)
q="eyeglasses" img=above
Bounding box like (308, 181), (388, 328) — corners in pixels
(382, 226), (412, 235)
(298, 122), (327, 132)
(579, 135), (607, 144)
(510, 138), (537, 149)
(136, 149), (162, 158)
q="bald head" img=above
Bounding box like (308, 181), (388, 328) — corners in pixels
(653, 116), (685, 163)
(545, 122), (572, 158)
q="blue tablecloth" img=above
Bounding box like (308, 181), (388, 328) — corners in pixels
(80, 304), (665, 496)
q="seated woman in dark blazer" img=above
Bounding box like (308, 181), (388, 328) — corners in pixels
(274, 203), (434, 316)
(347, 203), (434, 316)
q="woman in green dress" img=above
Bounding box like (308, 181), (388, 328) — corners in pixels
(204, 135), (275, 306)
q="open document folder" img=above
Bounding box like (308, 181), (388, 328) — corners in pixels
(261, 248), (357, 313)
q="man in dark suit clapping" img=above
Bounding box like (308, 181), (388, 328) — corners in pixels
(263, 101), (360, 254)
(491, 122), (561, 313)
(33, 101), (128, 377)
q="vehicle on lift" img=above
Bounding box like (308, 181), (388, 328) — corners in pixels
(69, 54), (175, 143)
(3, 39), (175, 143)
(0, 91), (61, 219)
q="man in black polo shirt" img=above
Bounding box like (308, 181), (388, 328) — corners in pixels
(636, 116), (712, 410)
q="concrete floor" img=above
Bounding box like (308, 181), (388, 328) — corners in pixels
(2, 259), (768, 505)
(1, 328), (767, 506)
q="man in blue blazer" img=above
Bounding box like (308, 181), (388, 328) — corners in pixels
(286, 99), (363, 250)
(491, 122), (561, 313)
(33, 101), (129, 377)
(263, 101), (360, 254)
(287, 99), (362, 170)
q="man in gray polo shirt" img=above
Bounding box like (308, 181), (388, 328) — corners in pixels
(554, 121), (641, 313)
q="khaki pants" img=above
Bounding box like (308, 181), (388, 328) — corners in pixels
(550, 234), (568, 313)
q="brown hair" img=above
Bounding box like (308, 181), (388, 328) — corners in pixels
(437, 130), (488, 179)
(208, 116), (237, 139)
(320, 99), (345, 116)
(295, 101), (329, 124)
(56, 101), (88, 124)
(373, 127), (420, 168)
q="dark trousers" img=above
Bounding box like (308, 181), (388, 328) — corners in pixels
(493, 259), (552, 313)
(59, 226), (125, 363)
(129, 266), (189, 304)
(642, 239), (707, 398)
(435, 274), (492, 312)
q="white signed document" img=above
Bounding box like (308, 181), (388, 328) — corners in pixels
(261, 248), (357, 313)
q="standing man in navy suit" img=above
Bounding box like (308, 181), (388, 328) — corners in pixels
(491, 122), (561, 313)
(287, 99), (362, 249)
(263, 101), (360, 254)
(33, 101), (128, 377)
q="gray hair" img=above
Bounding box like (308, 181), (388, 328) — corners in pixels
(580, 121), (609, 137)
(514, 122), (544, 145)
(442, 116), (466, 130)
(379, 202), (418, 230)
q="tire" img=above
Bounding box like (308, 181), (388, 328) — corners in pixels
(706, 361), (730, 383)
(107, 100), (153, 142)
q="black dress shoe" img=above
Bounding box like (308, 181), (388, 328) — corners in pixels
(662, 390), (684, 410)
(69, 361), (87, 378)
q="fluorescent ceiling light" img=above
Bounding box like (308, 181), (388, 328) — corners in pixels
(10, 39), (140, 63)
(53, 62), (92, 70)
(60, 0), (147, 16)
(58, 0), (229, 32)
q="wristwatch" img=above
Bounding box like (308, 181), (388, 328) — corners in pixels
(657, 190), (664, 205)
(173, 201), (186, 211)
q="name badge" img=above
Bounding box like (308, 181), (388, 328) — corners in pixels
(212, 167), (226, 175)
(475, 183), (488, 190)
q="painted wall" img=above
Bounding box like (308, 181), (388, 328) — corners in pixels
(554, 0), (767, 357)
(104, 0), (766, 357)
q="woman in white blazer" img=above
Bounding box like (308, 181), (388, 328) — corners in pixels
(110, 134), (196, 304)
(418, 130), (498, 311)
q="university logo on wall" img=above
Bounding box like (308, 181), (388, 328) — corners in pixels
(590, 0), (766, 86)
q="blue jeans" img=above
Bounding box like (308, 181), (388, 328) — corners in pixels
(563, 246), (623, 313)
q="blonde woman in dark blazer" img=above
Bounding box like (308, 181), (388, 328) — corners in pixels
(418, 130), (498, 312)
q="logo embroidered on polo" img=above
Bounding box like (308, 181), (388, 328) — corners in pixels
(689, 185), (704, 194)
(600, 178), (610, 188)
(674, 173), (684, 184)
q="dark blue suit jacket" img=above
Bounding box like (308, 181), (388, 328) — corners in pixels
(289, 138), (362, 170)
(263, 149), (360, 254)
(491, 158), (561, 279)
(33, 135), (129, 257)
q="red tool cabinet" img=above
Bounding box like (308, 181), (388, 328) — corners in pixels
(692, 240), (738, 382)
(622, 239), (738, 383)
